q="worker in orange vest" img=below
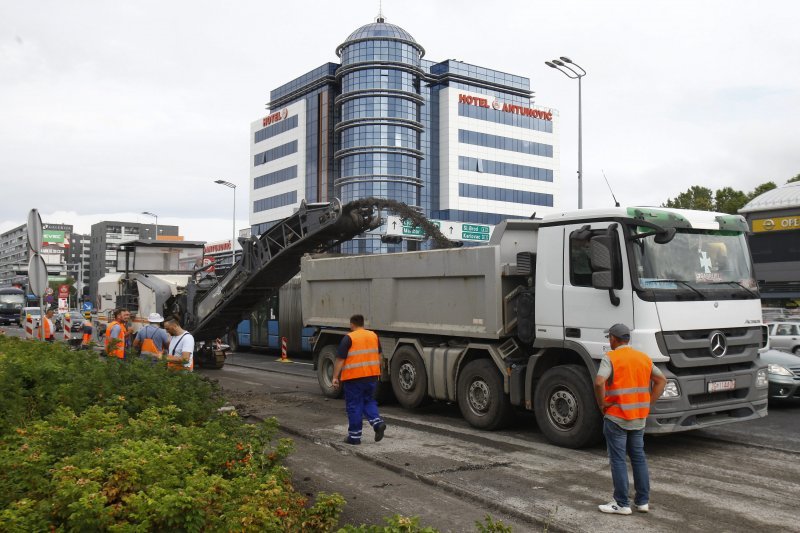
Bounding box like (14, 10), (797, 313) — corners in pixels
(594, 323), (667, 515)
(331, 314), (386, 445)
(80, 312), (93, 349)
(133, 313), (170, 361)
(41, 307), (56, 341)
(104, 308), (130, 359)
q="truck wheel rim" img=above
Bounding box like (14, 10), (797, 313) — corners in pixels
(547, 387), (578, 429)
(399, 362), (416, 391)
(468, 379), (490, 414)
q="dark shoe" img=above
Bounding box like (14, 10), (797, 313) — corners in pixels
(343, 437), (361, 445)
(374, 422), (386, 442)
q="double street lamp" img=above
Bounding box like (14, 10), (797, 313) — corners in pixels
(213, 180), (237, 264)
(545, 56), (586, 209)
(141, 211), (158, 239)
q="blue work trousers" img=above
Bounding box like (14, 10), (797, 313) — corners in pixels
(603, 418), (650, 507)
(343, 379), (383, 443)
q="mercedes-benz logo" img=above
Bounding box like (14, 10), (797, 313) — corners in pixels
(709, 331), (727, 357)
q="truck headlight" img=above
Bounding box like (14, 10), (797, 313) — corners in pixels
(660, 379), (680, 399)
(756, 368), (769, 388)
(767, 364), (793, 377)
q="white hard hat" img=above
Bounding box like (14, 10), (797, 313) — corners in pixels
(148, 312), (164, 323)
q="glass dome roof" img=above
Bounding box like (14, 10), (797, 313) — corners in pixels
(343, 21), (418, 44)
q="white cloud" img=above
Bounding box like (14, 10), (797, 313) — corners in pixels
(1, 0), (798, 240)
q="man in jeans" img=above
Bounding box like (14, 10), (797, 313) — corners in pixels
(594, 323), (667, 515)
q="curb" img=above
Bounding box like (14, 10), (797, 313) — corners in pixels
(246, 413), (578, 533)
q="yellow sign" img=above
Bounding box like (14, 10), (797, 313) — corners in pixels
(752, 216), (800, 233)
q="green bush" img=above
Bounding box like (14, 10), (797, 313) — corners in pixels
(0, 336), (221, 434)
(0, 405), (344, 531)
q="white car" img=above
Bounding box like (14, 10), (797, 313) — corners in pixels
(767, 322), (800, 354)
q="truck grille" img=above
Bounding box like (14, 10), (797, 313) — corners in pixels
(659, 327), (761, 368)
(689, 388), (748, 406)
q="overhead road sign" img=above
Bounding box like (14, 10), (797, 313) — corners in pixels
(385, 216), (494, 243)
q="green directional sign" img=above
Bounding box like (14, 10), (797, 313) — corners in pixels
(462, 224), (490, 234)
(462, 231), (490, 241)
(401, 219), (439, 237)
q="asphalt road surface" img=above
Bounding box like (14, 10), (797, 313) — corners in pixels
(197, 350), (800, 533)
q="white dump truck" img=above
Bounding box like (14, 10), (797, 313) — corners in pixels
(304, 206), (769, 448)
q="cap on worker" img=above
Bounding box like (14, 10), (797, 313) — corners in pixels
(148, 312), (164, 323)
(604, 323), (631, 341)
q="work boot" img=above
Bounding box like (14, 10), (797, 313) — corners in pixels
(343, 437), (361, 445)
(374, 422), (387, 442)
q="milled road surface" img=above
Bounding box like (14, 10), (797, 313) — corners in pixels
(197, 351), (800, 533)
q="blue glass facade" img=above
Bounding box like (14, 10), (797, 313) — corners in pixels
(252, 18), (556, 248)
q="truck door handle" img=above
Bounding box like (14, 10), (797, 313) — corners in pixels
(565, 327), (581, 338)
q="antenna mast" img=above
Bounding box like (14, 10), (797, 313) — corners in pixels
(377, 0), (385, 22)
(602, 169), (621, 207)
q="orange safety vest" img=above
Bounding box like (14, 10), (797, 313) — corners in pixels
(41, 317), (54, 340)
(604, 346), (653, 421)
(340, 328), (381, 381)
(104, 320), (127, 359)
(139, 325), (164, 356)
(81, 321), (93, 345)
(167, 332), (193, 371)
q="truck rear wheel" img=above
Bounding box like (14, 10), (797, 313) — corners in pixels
(390, 346), (428, 408)
(533, 365), (602, 448)
(457, 359), (513, 430)
(317, 345), (342, 399)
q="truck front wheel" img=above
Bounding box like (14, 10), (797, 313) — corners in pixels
(390, 346), (428, 408)
(457, 359), (513, 430)
(317, 345), (342, 399)
(533, 365), (602, 448)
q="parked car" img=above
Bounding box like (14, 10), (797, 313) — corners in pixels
(63, 310), (84, 331)
(767, 322), (800, 354)
(761, 348), (800, 402)
(19, 306), (42, 327)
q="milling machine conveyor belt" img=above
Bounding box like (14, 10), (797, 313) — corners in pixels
(187, 199), (379, 341)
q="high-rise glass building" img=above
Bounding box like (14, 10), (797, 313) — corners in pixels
(250, 17), (560, 253)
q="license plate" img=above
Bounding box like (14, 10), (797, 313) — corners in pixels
(707, 379), (735, 393)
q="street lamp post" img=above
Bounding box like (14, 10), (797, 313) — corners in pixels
(545, 56), (586, 209)
(213, 180), (237, 266)
(141, 211), (158, 240)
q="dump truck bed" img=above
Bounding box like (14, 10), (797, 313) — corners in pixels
(300, 246), (507, 339)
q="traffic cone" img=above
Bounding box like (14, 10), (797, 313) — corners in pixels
(276, 336), (292, 363)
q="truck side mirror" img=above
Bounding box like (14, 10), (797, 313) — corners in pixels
(589, 229), (621, 306)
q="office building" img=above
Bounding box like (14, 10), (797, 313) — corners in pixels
(250, 16), (559, 253)
(0, 222), (74, 289)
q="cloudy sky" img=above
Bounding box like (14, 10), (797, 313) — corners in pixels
(1, 0), (798, 241)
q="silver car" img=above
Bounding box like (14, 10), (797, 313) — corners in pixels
(768, 322), (800, 355)
(760, 348), (800, 402)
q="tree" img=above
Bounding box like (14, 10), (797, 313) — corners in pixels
(748, 181), (777, 200)
(714, 187), (749, 214)
(787, 173), (800, 184)
(664, 186), (714, 211)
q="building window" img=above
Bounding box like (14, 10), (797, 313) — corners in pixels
(254, 165), (299, 190)
(253, 191), (297, 213)
(253, 140), (299, 166)
(458, 156), (553, 182)
(254, 115), (299, 143)
(458, 129), (553, 158)
(458, 183), (553, 207)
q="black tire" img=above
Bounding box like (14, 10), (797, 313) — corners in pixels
(317, 345), (342, 399)
(373, 380), (396, 405)
(793, 346), (799, 355)
(390, 346), (428, 408)
(533, 364), (603, 448)
(457, 359), (513, 430)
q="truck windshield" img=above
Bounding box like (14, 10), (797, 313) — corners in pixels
(630, 228), (757, 300)
(0, 294), (25, 306)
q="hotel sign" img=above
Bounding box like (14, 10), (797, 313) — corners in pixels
(262, 108), (289, 127)
(752, 216), (800, 233)
(458, 93), (553, 121)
